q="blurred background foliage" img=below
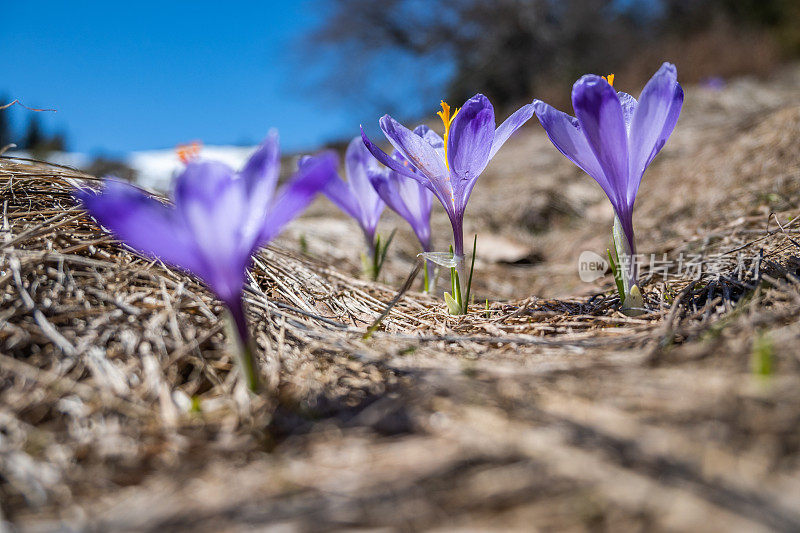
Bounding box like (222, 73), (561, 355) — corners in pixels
(308, 0), (800, 115)
(1, 95), (66, 158)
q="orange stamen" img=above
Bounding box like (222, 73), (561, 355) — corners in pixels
(176, 140), (202, 163)
(437, 100), (459, 170)
(602, 73), (615, 87)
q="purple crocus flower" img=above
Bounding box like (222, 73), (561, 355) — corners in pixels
(533, 63), (683, 308)
(366, 129), (434, 252)
(361, 95), (534, 309)
(322, 136), (385, 251)
(367, 130), (435, 291)
(76, 132), (336, 389)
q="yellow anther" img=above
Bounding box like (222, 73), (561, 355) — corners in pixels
(437, 100), (459, 169)
(603, 73), (615, 87)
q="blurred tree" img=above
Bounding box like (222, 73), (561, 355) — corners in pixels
(308, 0), (651, 110)
(662, 0), (800, 52)
(85, 157), (137, 182)
(43, 131), (67, 152)
(22, 114), (44, 151)
(0, 94), (13, 148)
(307, 0), (799, 116)
(21, 115), (68, 158)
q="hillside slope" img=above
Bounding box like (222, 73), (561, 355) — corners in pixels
(2, 67), (800, 531)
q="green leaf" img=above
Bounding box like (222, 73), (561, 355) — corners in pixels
(752, 330), (774, 378)
(621, 285), (646, 316)
(375, 228), (396, 276)
(448, 244), (461, 309)
(360, 251), (373, 280)
(444, 291), (462, 315)
(452, 267), (462, 309)
(463, 234), (477, 314)
(190, 396), (202, 413)
(372, 234), (381, 278)
(607, 247), (625, 304)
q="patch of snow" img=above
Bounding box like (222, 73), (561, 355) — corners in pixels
(127, 145), (259, 191)
(3, 146), (263, 192)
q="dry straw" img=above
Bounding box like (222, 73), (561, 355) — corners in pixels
(2, 124), (800, 529)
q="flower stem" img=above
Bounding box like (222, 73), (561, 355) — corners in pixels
(421, 239), (435, 294)
(452, 227), (466, 308)
(613, 215), (644, 313)
(366, 233), (379, 281)
(225, 298), (260, 392)
(445, 247), (466, 315)
(423, 259), (430, 293)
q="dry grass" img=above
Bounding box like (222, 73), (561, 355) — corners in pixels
(2, 66), (800, 531)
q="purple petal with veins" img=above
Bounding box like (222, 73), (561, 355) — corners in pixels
(534, 62), (683, 257)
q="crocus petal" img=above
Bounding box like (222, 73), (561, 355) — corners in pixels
(323, 173), (363, 223)
(369, 168), (432, 247)
(396, 171), (433, 246)
(367, 168), (416, 227)
(345, 136), (378, 200)
(238, 131), (281, 247)
(360, 126), (426, 184)
(174, 161), (248, 275)
(78, 181), (206, 276)
(361, 126), (453, 216)
(617, 92), (638, 134)
(447, 94), (495, 207)
(489, 102), (534, 159)
(173, 160), (238, 209)
(398, 167), (433, 225)
(297, 155), (313, 169)
(572, 74), (630, 210)
(532, 100), (615, 200)
(413, 124), (446, 159)
(239, 130), (280, 201)
(658, 83), (684, 155)
(627, 63), (683, 202)
(259, 152), (338, 243)
(345, 136), (384, 235)
(379, 115), (449, 183)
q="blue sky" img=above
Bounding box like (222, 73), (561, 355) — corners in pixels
(1, 1), (438, 156)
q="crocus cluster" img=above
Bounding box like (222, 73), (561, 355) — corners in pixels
(366, 127), (435, 292)
(362, 95), (534, 313)
(317, 137), (388, 281)
(75, 61), (682, 390)
(78, 133), (337, 390)
(314, 134), (437, 291)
